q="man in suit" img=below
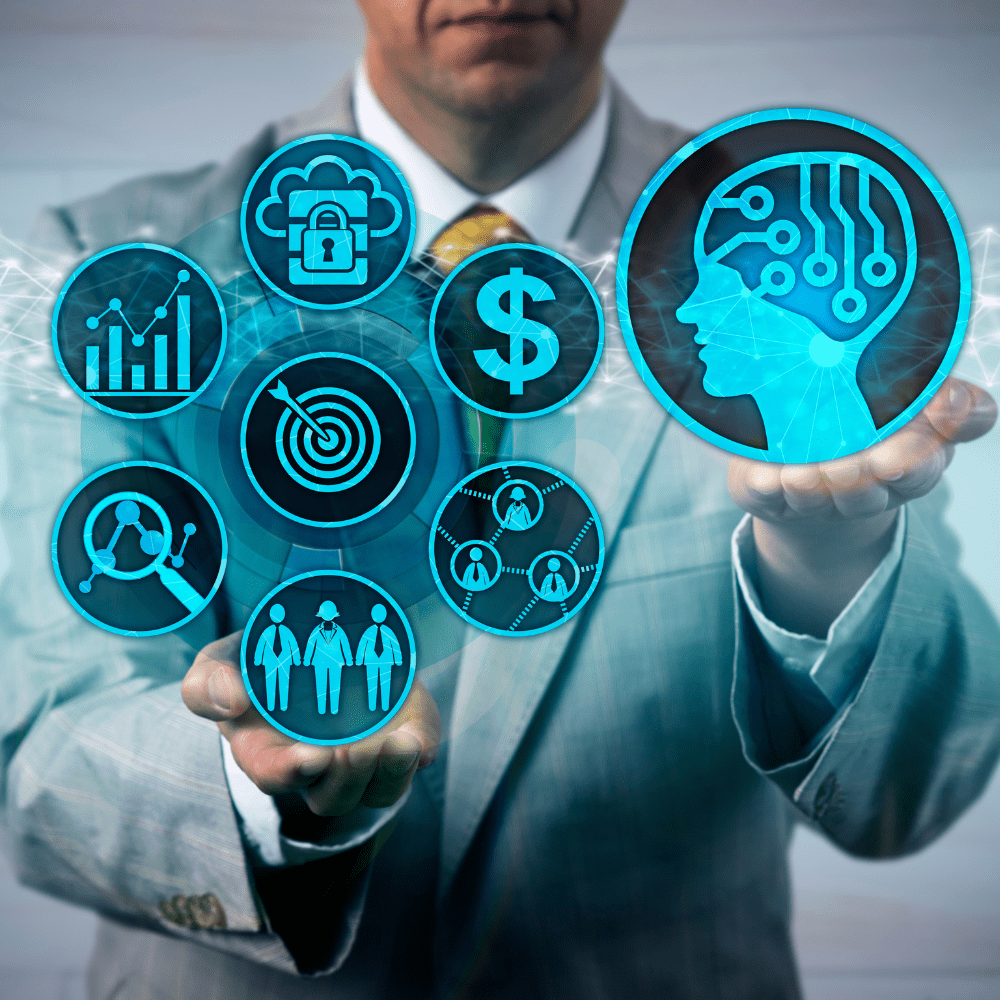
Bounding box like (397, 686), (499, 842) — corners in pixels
(4, 1), (1000, 998)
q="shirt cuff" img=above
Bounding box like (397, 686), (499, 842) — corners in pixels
(732, 507), (906, 714)
(221, 736), (409, 868)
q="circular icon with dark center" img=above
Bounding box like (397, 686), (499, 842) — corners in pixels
(617, 109), (970, 463)
(429, 462), (605, 636)
(52, 461), (227, 636)
(241, 571), (415, 744)
(52, 243), (226, 418)
(430, 244), (604, 418)
(241, 353), (415, 527)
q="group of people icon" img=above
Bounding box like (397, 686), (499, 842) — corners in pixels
(253, 600), (402, 715)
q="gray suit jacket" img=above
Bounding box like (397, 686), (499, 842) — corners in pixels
(5, 77), (1000, 999)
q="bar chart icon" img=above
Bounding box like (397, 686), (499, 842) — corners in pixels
(86, 288), (193, 397)
(52, 244), (227, 419)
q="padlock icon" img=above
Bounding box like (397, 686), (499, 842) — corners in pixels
(301, 203), (355, 273)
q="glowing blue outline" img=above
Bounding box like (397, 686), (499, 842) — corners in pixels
(429, 243), (605, 419)
(616, 108), (972, 463)
(51, 461), (228, 637)
(428, 461), (605, 637)
(240, 352), (416, 528)
(240, 134), (416, 311)
(51, 243), (227, 420)
(239, 570), (416, 746)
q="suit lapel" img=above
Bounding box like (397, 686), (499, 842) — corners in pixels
(439, 84), (689, 898)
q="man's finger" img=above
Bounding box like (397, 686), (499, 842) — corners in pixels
(728, 458), (786, 519)
(361, 729), (424, 809)
(304, 742), (383, 816)
(779, 463), (832, 517)
(867, 424), (947, 502)
(924, 378), (997, 444)
(181, 632), (251, 722)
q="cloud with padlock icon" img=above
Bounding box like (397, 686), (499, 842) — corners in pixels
(251, 150), (404, 288)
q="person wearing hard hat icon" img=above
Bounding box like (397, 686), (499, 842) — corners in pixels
(303, 600), (354, 715)
(501, 486), (533, 531)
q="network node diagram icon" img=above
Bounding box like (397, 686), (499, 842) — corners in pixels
(52, 462), (227, 636)
(618, 110), (970, 463)
(430, 244), (605, 418)
(52, 244), (227, 418)
(241, 134), (416, 309)
(240, 353), (416, 528)
(430, 462), (604, 636)
(240, 571), (415, 745)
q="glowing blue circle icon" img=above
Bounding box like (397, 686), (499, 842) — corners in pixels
(52, 244), (227, 419)
(240, 353), (415, 528)
(52, 462), (227, 636)
(430, 244), (604, 419)
(430, 462), (604, 636)
(618, 109), (971, 463)
(240, 134), (416, 310)
(240, 571), (416, 745)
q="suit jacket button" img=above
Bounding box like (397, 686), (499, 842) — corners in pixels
(190, 893), (227, 929)
(159, 894), (192, 927)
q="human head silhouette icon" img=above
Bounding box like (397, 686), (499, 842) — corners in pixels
(547, 557), (561, 572)
(469, 547), (483, 563)
(269, 603), (285, 623)
(316, 600), (339, 621)
(677, 152), (917, 462)
(371, 603), (387, 623)
(509, 487), (526, 503)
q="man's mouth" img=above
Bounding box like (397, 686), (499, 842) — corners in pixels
(438, 5), (569, 30)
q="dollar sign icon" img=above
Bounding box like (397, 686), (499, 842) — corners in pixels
(474, 267), (560, 394)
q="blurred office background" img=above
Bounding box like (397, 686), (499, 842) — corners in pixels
(0, 1), (998, 997)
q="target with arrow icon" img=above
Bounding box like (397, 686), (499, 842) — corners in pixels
(241, 353), (415, 528)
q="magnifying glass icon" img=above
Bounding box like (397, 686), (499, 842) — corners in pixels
(80, 491), (206, 614)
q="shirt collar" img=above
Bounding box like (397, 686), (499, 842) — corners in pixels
(352, 62), (611, 256)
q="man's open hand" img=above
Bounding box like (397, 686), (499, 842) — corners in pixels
(182, 631), (441, 816)
(726, 376), (996, 636)
(729, 377), (996, 524)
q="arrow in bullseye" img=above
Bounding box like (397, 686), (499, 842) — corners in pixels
(268, 379), (333, 444)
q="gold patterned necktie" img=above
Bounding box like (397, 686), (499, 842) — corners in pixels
(427, 204), (534, 468)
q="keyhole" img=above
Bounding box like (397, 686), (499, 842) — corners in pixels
(322, 238), (335, 262)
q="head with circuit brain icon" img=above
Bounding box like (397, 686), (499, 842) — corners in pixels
(676, 152), (917, 462)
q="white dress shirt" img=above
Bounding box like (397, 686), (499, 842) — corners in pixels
(225, 66), (905, 867)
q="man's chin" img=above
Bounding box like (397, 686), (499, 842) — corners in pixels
(428, 59), (565, 117)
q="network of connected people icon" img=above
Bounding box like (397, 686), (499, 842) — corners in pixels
(49, 113), (970, 743)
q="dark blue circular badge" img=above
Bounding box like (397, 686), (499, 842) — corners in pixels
(430, 244), (604, 418)
(241, 134), (416, 310)
(240, 571), (415, 745)
(429, 462), (604, 636)
(617, 109), (970, 463)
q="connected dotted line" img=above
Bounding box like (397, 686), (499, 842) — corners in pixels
(559, 602), (568, 616)
(540, 481), (564, 495)
(509, 595), (540, 630)
(462, 591), (474, 611)
(578, 563), (599, 573)
(501, 566), (528, 575)
(489, 525), (506, 544)
(501, 467), (511, 480)
(459, 488), (492, 500)
(437, 525), (459, 548)
(566, 517), (594, 555)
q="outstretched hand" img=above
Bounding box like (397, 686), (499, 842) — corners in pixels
(181, 631), (441, 817)
(727, 377), (996, 636)
(729, 377), (996, 524)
